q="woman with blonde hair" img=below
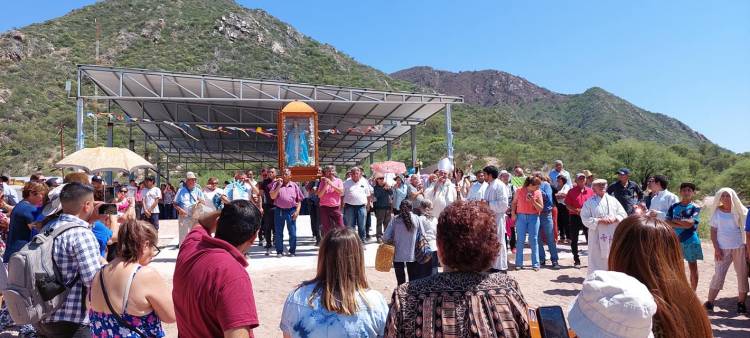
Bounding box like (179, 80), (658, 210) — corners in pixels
(609, 215), (712, 337)
(280, 228), (388, 337)
(704, 187), (748, 313)
(89, 219), (175, 337)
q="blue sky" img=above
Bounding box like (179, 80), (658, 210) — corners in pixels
(2, 1), (748, 153)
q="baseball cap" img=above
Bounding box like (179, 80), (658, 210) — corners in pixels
(45, 177), (61, 188)
(91, 175), (103, 183)
(568, 271), (657, 338)
(576, 173), (586, 179)
(499, 170), (510, 176)
(617, 168), (631, 175)
(582, 170), (593, 177)
(186, 172), (197, 180)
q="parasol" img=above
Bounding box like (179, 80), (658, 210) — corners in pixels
(370, 161), (407, 175)
(55, 147), (155, 173)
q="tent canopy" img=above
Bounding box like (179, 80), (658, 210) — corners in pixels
(77, 65), (463, 167)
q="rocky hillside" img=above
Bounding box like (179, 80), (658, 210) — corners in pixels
(391, 66), (565, 106)
(391, 66), (708, 147)
(0, 0), (734, 187)
(0, 0), (414, 173)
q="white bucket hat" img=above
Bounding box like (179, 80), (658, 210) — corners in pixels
(568, 270), (657, 338)
(42, 183), (67, 217)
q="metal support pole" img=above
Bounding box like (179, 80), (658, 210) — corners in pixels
(76, 98), (85, 150)
(75, 68), (85, 151)
(410, 125), (417, 170)
(445, 104), (454, 163)
(368, 153), (374, 175)
(128, 123), (135, 180)
(386, 141), (392, 160)
(155, 146), (161, 186)
(165, 153), (170, 183)
(106, 122), (114, 185)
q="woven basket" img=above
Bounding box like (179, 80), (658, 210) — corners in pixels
(375, 243), (395, 272)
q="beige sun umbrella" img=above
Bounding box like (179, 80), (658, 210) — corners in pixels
(55, 147), (155, 173)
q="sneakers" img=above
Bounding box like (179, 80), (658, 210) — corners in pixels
(532, 267), (540, 272)
(551, 262), (560, 269)
(573, 260), (581, 268)
(265, 248), (271, 256)
(276, 253), (283, 258)
(289, 253), (297, 257)
(738, 302), (747, 314)
(704, 301), (714, 312)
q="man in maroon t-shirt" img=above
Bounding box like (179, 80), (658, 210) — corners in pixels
(173, 200), (261, 337)
(564, 173), (595, 268)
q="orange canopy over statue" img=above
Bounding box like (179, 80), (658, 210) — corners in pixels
(277, 101), (319, 181)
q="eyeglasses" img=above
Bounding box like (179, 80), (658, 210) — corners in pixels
(152, 245), (161, 257)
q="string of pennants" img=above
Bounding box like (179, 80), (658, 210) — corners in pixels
(85, 112), (386, 140)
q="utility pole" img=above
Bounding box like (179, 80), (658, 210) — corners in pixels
(58, 122), (65, 158)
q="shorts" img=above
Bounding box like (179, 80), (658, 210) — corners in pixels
(681, 241), (703, 262)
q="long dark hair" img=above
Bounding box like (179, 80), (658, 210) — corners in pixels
(399, 199), (415, 231)
(609, 215), (712, 337)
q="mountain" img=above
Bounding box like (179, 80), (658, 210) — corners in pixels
(0, 0), (736, 191)
(391, 66), (565, 106)
(391, 66), (708, 147)
(0, 0), (415, 173)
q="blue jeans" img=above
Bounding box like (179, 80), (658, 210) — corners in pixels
(344, 204), (367, 241)
(274, 207), (297, 254)
(515, 213), (540, 268)
(537, 213), (559, 264)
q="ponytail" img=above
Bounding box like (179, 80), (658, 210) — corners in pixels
(399, 200), (414, 231)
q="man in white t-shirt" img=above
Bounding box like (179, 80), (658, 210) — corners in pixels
(466, 170), (487, 201)
(143, 176), (162, 229)
(202, 177), (225, 212)
(343, 167), (372, 242)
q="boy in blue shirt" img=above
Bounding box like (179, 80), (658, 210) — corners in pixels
(666, 182), (703, 290)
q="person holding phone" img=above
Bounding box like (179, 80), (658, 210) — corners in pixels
(510, 176), (544, 270)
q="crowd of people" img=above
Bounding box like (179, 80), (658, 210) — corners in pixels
(0, 155), (746, 337)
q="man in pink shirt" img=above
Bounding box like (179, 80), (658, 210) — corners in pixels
(317, 165), (345, 237)
(270, 168), (304, 257)
(564, 173), (594, 267)
(173, 200), (261, 338)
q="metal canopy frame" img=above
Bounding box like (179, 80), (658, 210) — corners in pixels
(75, 65), (462, 168)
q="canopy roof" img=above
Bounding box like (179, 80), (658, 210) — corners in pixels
(77, 65), (463, 167)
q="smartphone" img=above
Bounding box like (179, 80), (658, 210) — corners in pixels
(536, 306), (568, 338)
(98, 203), (118, 215)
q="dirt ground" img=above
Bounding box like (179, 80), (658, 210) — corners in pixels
(1, 218), (748, 337)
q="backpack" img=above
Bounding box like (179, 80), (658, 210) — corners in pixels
(0, 222), (87, 324)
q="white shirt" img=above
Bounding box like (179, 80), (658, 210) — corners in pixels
(425, 180), (457, 218)
(343, 177), (372, 206)
(483, 179), (509, 216)
(648, 189), (680, 220)
(581, 193), (627, 274)
(202, 187), (224, 211)
(126, 185), (137, 199)
(2, 182), (19, 204)
(143, 186), (162, 213)
(711, 210), (744, 249)
(466, 181), (488, 201)
(556, 185), (571, 205)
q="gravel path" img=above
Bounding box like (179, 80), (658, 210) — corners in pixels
(2, 217), (747, 337)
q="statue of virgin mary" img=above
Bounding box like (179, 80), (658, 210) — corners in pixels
(285, 120), (310, 166)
